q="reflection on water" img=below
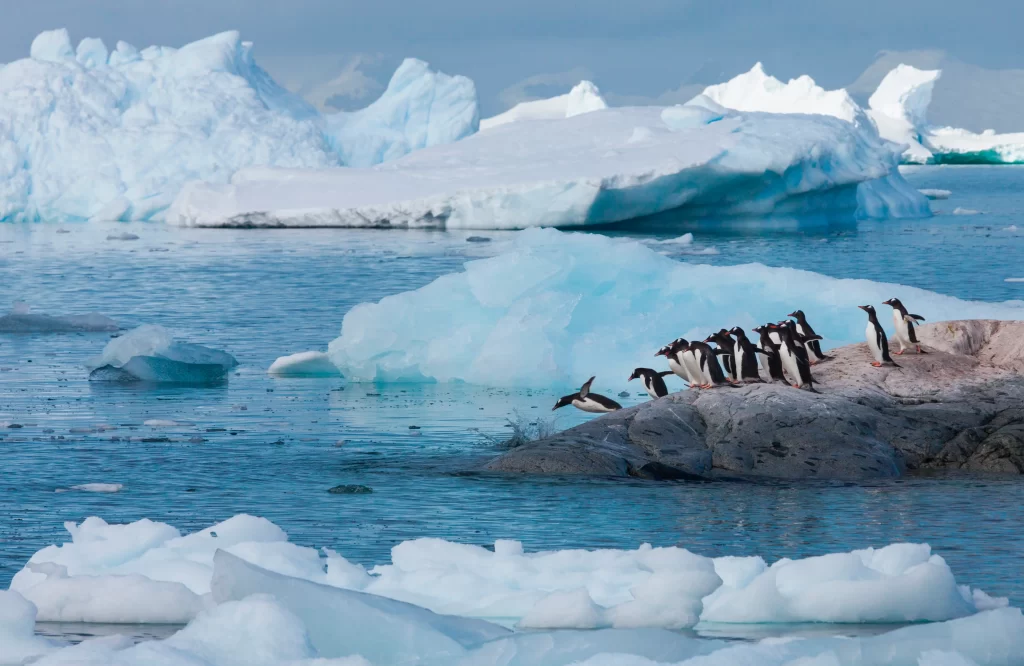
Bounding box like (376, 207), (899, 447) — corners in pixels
(1, 167), (1023, 645)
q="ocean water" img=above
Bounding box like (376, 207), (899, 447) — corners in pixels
(1, 166), (1023, 639)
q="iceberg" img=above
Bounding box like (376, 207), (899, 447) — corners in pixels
(0, 30), (478, 222)
(9, 515), (1005, 632)
(0, 301), (118, 332)
(318, 229), (1024, 388)
(86, 324), (238, 383)
(480, 81), (608, 130)
(168, 100), (928, 229)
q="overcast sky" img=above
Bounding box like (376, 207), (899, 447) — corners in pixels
(3, 0), (1023, 115)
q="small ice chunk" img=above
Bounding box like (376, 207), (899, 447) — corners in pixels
(1005, 278), (1024, 283)
(919, 189), (952, 200)
(268, 351), (339, 377)
(56, 483), (124, 493)
(1004, 225), (1019, 232)
(952, 207), (980, 216)
(0, 303), (119, 333)
(87, 325), (238, 384)
(106, 232), (141, 241)
(30, 29), (74, 62)
(0, 590), (56, 663)
(144, 419), (186, 427)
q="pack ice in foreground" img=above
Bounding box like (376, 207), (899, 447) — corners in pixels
(86, 324), (238, 383)
(169, 95), (928, 228)
(271, 229), (1024, 388)
(0, 29), (476, 222)
(4, 515), (1019, 665)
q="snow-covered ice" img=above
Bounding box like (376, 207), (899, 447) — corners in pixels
(8, 515), (1006, 633)
(0, 590), (56, 664)
(168, 100), (928, 229)
(920, 188), (952, 200)
(268, 351), (340, 377)
(480, 81), (607, 130)
(0, 302), (118, 332)
(0, 30), (477, 222)
(314, 229), (1024, 388)
(86, 324), (238, 383)
(55, 483), (124, 493)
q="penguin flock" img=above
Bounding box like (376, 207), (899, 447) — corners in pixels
(552, 298), (927, 414)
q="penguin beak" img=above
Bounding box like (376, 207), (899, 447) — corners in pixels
(858, 305), (869, 311)
(882, 299), (893, 305)
(786, 312), (797, 318)
(654, 349), (666, 357)
(628, 375), (635, 382)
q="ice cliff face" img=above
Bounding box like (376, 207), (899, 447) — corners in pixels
(0, 29), (478, 221)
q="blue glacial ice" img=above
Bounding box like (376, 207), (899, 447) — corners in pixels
(4, 515), (1023, 666)
(86, 324), (238, 383)
(312, 229), (1024, 389)
(0, 29), (477, 222)
(169, 98), (930, 228)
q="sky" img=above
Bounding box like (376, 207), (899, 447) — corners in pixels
(2, 0), (1023, 117)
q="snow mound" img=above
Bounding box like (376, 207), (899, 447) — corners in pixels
(85, 324), (238, 383)
(268, 351), (340, 377)
(699, 63), (871, 128)
(0, 302), (118, 332)
(168, 102), (928, 229)
(321, 229), (1024, 388)
(480, 81), (608, 130)
(324, 58), (479, 168)
(0, 30), (477, 222)
(9, 515), (1005, 634)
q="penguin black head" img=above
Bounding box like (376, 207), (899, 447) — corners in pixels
(729, 326), (744, 337)
(552, 395), (574, 411)
(859, 305), (876, 316)
(629, 368), (654, 382)
(787, 310), (805, 320)
(883, 298), (903, 308)
(654, 344), (671, 357)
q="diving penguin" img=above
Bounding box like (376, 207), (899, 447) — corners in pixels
(787, 310), (829, 363)
(629, 368), (673, 399)
(553, 376), (623, 413)
(882, 298), (927, 355)
(752, 325), (787, 383)
(729, 326), (765, 382)
(858, 305), (900, 367)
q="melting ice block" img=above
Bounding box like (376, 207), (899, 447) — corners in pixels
(268, 351), (339, 377)
(323, 228), (1024, 388)
(86, 324), (237, 383)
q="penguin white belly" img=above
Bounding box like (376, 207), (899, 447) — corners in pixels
(891, 310), (910, 350)
(769, 331), (782, 346)
(698, 352), (715, 385)
(667, 356), (687, 381)
(681, 352), (703, 385)
(735, 346), (747, 381)
(779, 347), (801, 384)
(643, 378), (660, 400)
(757, 348), (771, 376)
(866, 322), (884, 362)
(572, 397), (616, 413)
(795, 323), (807, 337)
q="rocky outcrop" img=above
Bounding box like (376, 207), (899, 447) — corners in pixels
(484, 320), (1024, 480)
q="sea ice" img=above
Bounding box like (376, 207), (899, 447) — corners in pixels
(0, 302), (118, 332)
(168, 101), (928, 229)
(319, 229), (1024, 388)
(0, 30), (477, 222)
(268, 351), (340, 377)
(919, 188), (952, 200)
(86, 324), (238, 383)
(0, 590), (56, 664)
(55, 483), (124, 493)
(480, 81), (608, 130)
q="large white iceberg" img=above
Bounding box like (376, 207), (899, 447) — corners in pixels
(0, 29), (478, 222)
(480, 81), (608, 130)
(86, 324), (238, 383)
(312, 229), (1024, 388)
(9, 514), (1005, 632)
(168, 99), (928, 229)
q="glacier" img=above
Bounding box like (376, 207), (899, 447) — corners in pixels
(168, 100), (929, 229)
(5, 515), (1023, 666)
(479, 81), (608, 130)
(306, 229), (1024, 389)
(86, 324), (238, 383)
(0, 29), (477, 222)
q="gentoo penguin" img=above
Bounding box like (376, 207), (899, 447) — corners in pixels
(656, 339), (703, 388)
(553, 376), (623, 413)
(689, 341), (731, 388)
(729, 327), (765, 382)
(778, 320), (815, 372)
(769, 323), (818, 390)
(629, 368), (673, 399)
(704, 331), (739, 382)
(752, 325), (787, 383)
(858, 305), (900, 367)
(882, 298), (927, 355)
(787, 310), (829, 363)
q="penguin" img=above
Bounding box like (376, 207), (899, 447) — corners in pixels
(553, 376), (623, 413)
(778, 320), (816, 371)
(882, 298), (927, 355)
(787, 310), (829, 363)
(629, 368), (673, 399)
(689, 340), (732, 388)
(858, 305), (900, 367)
(729, 326), (765, 382)
(704, 330), (739, 382)
(752, 325), (787, 383)
(656, 339), (703, 388)
(770, 323), (818, 390)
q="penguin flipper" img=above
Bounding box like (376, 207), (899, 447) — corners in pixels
(908, 321), (920, 344)
(907, 314), (925, 322)
(657, 370), (673, 377)
(579, 376), (595, 398)
(801, 335), (824, 342)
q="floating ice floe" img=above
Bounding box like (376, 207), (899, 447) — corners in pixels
(8, 514), (1007, 633)
(0, 301), (118, 332)
(952, 207), (981, 215)
(268, 351), (340, 377)
(919, 188), (952, 200)
(0, 29), (477, 222)
(480, 81), (608, 130)
(306, 229), (1024, 388)
(86, 324), (237, 383)
(168, 96), (928, 228)
(55, 483), (124, 493)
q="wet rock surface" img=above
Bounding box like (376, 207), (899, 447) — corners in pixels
(485, 320), (1024, 480)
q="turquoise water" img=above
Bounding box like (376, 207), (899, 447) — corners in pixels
(1, 166), (1023, 622)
